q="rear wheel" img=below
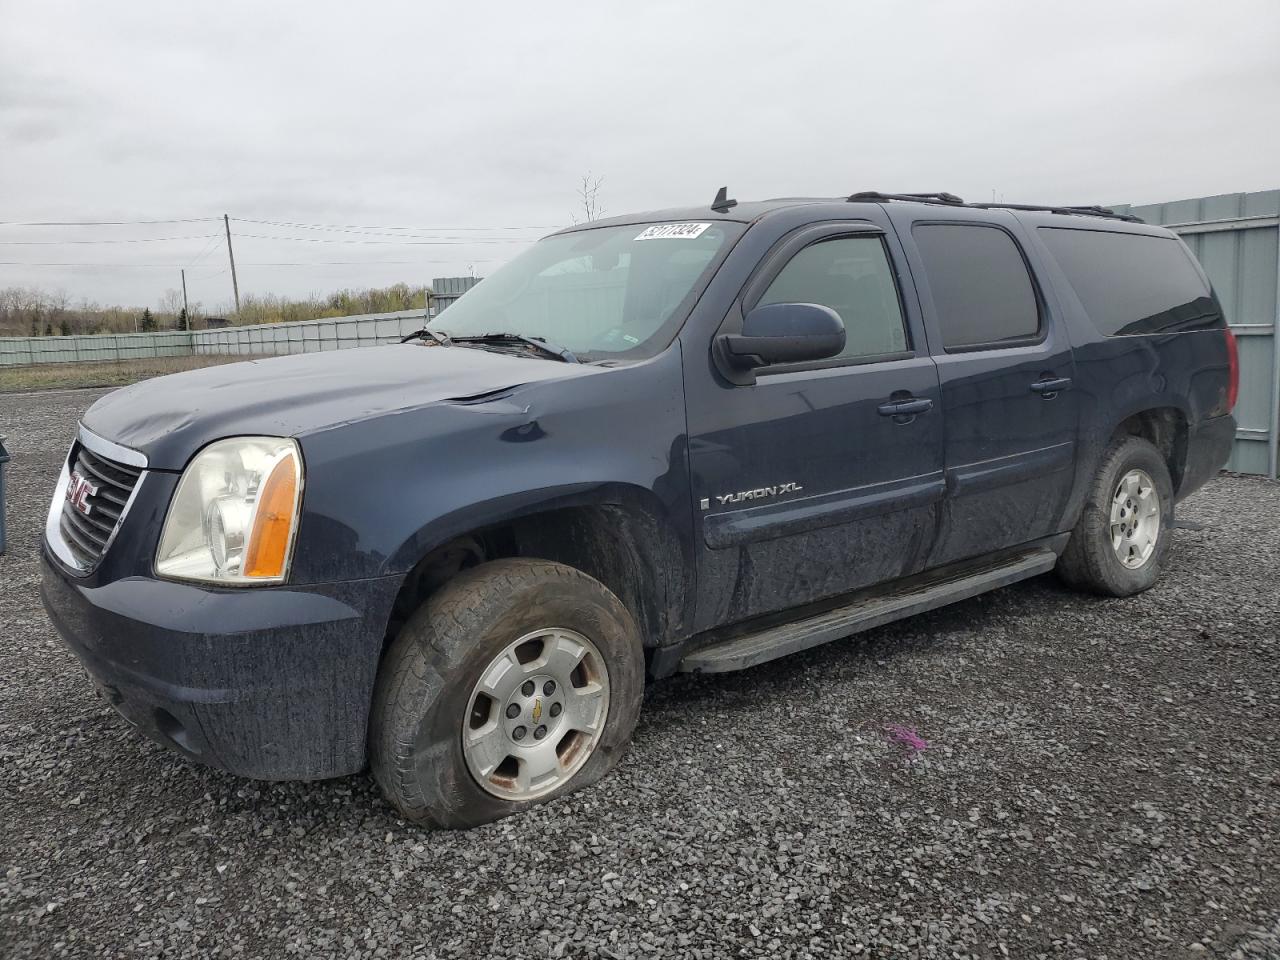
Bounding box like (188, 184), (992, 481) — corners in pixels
(1057, 436), (1174, 597)
(369, 559), (644, 828)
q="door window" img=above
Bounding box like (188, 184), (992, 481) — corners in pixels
(757, 236), (908, 362)
(912, 224), (1040, 350)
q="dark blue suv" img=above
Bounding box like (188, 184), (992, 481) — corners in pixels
(42, 191), (1238, 827)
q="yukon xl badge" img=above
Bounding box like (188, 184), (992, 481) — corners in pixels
(66, 471), (99, 517)
(700, 482), (803, 510)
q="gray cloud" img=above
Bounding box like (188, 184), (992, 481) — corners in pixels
(1, 0), (1277, 310)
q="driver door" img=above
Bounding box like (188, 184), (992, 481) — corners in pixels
(684, 219), (945, 630)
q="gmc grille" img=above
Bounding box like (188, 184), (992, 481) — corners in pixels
(58, 444), (142, 568)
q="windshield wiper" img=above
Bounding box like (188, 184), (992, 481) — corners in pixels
(451, 332), (579, 363)
(400, 327), (452, 346)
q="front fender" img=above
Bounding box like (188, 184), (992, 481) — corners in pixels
(288, 346), (694, 589)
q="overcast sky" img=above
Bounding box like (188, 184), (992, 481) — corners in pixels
(2, 0), (1278, 311)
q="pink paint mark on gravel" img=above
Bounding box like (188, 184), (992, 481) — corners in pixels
(885, 724), (929, 755)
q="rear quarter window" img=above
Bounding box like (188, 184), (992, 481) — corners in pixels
(1038, 228), (1222, 336)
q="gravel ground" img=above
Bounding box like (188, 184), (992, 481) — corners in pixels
(2, 387), (1278, 960)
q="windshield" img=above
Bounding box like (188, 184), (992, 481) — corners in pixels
(432, 220), (742, 360)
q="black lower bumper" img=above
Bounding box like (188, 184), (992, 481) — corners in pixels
(41, 550), (400, 780)
(1179, 413), (1237, 501)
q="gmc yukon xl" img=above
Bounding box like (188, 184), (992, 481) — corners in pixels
(42, 190), (1237, 827)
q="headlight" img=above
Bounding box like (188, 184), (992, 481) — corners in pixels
(155, 437), (302, 585)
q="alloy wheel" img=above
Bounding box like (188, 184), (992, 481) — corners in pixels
(461, 628), (610, 801)
(1110, 468), (1161, 569)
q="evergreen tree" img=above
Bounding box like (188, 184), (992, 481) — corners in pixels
(139, 308), (156, 332)
(59, 319), (71, 337)
(43, 322), (53, 336)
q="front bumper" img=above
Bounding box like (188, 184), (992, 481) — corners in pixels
(41, 548), (400, 780)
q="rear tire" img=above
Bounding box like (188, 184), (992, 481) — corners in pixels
(369, 558), (644, 828)
(1057, 436), (1174, 597)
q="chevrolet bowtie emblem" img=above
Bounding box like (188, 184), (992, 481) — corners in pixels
(532, 698), (543, 723)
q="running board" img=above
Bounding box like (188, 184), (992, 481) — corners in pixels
(678, 548), (1058, 674)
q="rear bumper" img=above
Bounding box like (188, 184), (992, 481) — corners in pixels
(1179, 414), (1236, 501)
(41, 548), (400, 780)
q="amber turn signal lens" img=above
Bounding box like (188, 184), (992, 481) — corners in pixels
(243, 452), (299, 578)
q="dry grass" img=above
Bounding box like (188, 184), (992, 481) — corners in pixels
(0, 354), (265, 393)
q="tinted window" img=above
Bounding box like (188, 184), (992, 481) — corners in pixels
(913, 224), (1040, 350)
(1038, 228), (1220, 336)
(758, 236), (908, 361)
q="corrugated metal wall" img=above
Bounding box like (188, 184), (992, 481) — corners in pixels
(0, 309), (427, 367)
(1113, 190), (1279, 478)
(191, 309), (426, 356)
(430, 275), (481, 316)
(0, 330), (195, 365)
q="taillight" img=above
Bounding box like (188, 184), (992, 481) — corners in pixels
(1224, 326), (1240, 412)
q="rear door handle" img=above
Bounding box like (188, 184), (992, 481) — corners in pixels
(877, 397), (934, 417)
(1030, 377), (1072, 396)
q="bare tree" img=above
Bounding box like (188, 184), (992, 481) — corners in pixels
(571, 172), (605, 223)
(48, 289), (70, 335)
(159, 288), (184, 329)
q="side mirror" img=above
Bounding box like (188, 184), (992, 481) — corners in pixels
(720, 302), (846, 370)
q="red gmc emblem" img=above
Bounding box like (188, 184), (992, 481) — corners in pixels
(66, 470), (99, 517)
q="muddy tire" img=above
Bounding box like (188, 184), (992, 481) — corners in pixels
(369, 558), (644, 828)
(1057, 436), (1175, 597)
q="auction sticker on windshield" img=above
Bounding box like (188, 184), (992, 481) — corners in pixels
(634, 222), (712, 241)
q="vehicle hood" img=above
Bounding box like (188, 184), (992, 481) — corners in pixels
(82, 343), (591, 470)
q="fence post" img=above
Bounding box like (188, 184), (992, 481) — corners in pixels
(0, 435), (9, 556)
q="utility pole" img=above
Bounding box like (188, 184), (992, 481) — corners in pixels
(180, 268), (191, 331)
(223, 214), (241, 316)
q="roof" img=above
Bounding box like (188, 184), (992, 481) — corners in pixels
(553, 191), (1144, 236)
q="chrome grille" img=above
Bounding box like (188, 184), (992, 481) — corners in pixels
(58, 443), (142, 568)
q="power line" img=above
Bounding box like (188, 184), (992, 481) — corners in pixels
(186, 236), (222, 268)
(234, 232), (533, 246)
(0, 259), (497, 268)
(236, 218), (558, 233)
(237, 224), (547, 241)
(0, 217), (220, 226)
(185, 268), (228, 281)
(0, 234), (221, 245)
(240, 259), (495, 265)
(0, 216), (558, 231)
(0, 233), (532, 247)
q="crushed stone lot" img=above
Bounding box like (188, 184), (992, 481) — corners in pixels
(1, 386), (1278, 960)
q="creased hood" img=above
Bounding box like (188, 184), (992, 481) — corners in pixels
(82, 343), (588, 470)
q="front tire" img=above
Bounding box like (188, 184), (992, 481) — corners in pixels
(369, 559), (644, 828)
(1057, 436), (1175, 597)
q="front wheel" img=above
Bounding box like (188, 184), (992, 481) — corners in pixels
(369, 559), (644, 828)
(1057, 435), (1175, 597)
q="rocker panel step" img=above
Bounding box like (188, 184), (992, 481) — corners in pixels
(678, 548), (1057, 674)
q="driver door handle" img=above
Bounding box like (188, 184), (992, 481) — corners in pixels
(1030, 376), (1072, 397)
(877, 397), (934, 417)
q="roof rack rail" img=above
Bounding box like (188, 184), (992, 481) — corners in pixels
(846, 191), (1143, 223)
(970, 201), (1143, 223)
(848, 191), (965, 205)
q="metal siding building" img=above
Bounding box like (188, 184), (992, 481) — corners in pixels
(430, 275), (481, 316)
(1112, 190), (1279, 478)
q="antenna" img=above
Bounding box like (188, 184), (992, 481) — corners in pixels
(711, 186), (737, 213)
